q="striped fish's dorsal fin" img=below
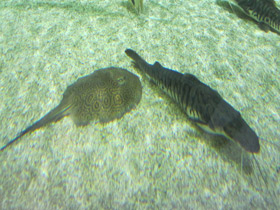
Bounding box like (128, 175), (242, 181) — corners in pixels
(153, 61), (163, 68)
(183, 73), (200, 83)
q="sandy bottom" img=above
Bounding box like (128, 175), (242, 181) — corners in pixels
(0, 0), (279, 209)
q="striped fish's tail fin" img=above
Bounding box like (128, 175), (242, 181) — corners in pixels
(125, 49), (150, 72)
(125, 48), (161, 81)
(125, 49), (182, 83)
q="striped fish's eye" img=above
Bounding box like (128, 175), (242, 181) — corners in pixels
(265, 17), (270, 23)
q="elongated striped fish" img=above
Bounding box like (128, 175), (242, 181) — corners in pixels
(125, 49), (260, 153)
(234, 0), (280, 33)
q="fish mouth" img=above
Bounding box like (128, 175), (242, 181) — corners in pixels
(222, 116), (260, 153)
(206, 99), (260, 153)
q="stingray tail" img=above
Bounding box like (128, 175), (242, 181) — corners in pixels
(0, 102), (72, 151)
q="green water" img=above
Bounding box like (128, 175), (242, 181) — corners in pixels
(0, 0), (279, 209)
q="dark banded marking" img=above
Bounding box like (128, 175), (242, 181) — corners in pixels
(234, 0), (280, 33)
(125, 49), (260, 153)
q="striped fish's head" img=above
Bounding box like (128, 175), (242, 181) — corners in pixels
(222, 115), (260, 153)
(208, 100), (260, 153)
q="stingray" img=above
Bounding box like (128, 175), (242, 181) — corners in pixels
(0, 67), (142, 151)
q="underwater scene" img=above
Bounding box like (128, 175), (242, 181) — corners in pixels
(0, 0), (279, 209)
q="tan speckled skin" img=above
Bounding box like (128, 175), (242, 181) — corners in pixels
(0, 67), (142, 151)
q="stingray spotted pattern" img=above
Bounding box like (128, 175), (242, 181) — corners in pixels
(0, 67), (142, 151)
(125, 49), (260, 153)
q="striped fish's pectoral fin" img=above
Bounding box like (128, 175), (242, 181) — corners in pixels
(222, 116), (260, 153)
(191, 118), (229, 139)
(189, 117), (207, 126)
(189, 117), (219, 134)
